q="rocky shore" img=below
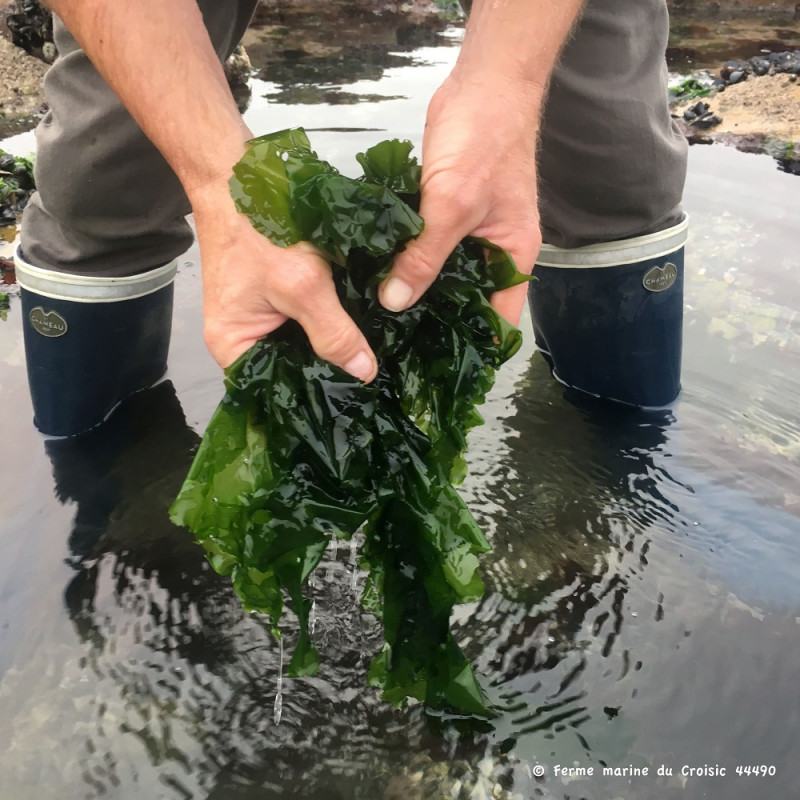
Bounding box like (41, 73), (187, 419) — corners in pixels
(670, 50), (800, 173)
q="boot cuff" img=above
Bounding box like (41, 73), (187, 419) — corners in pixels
(537, 214), (689, 268)
(14, 244), (177, 303)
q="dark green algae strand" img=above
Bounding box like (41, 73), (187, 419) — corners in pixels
(169, 129), (530, 715)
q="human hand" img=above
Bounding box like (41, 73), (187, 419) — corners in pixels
(193, 204), (378, 381)
(379, 72), (543, 326)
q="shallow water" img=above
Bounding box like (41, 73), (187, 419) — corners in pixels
(667, 13), (800, 71)
(2, 27), (800, 800)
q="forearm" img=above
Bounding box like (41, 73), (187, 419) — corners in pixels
(46, 0), (250, 215)
(455, 0), (585, 112)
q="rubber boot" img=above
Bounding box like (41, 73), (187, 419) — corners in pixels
(15, 245), (178, 437)
(528, 216), (688, 408)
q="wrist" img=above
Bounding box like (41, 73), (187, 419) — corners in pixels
(183, 130), (251, 214)
(454, 38), (549, 106)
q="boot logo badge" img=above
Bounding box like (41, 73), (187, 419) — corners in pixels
(30, 306), (68, 338)
(643, 262), (678, 293)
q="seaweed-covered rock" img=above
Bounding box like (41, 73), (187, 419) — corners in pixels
(0, 149), (35, 226)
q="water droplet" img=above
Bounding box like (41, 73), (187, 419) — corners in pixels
(349, 540), (359, 593)
(274, 637), (284, 725)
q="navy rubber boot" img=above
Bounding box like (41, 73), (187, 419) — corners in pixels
(15, 245), (178, 437)
(528, 216), (688, 408)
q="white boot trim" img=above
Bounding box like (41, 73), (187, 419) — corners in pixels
(14, 244), (178, 303)
(536, 214), (689, 269)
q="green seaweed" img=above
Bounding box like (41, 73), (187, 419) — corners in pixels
(668, 77), (712, 102)
(0, 149), (36, 225)
(170, 129), (528, 715)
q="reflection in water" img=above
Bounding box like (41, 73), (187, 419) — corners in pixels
(2, 345), (797, 799)
(448, 351), (800, 799)
(23, 382), (420, 799)
(666, 13), (800, 71)
(250, 10), (453, 107)
(259, 50), (417, 105)
(454, 357), (682, 783)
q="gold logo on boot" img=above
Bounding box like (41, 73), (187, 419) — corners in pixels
(643, 262), (678, 293)
(30, 306), (68, 338)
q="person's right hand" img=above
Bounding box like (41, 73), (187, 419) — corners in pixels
(379, 71), (542, 327)
(192, 202), (378, 382)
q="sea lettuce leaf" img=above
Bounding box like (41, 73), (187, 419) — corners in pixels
(170, 129), (528, 715)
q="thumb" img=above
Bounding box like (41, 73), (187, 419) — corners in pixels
(379, 192), (474, 312)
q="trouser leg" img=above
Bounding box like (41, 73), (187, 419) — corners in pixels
(538, 0), (687, 247)
(17, 0), (258, 436)
(20, 0), (258, 276)
(529, 0), (689, 407)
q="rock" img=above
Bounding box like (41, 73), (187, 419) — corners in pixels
(4, 0), (54, 63)
(768, 50), (800, 74)
(693, 112), (723, 127)
(776, 156), (800, 175)
(720, 59), (751, 80)
(749, 55), (771, 76)
(224, 43), (253, 113)
(683, 100), (709, 120)
(681, 100), (722, 129)
(0, 149), (36, 224)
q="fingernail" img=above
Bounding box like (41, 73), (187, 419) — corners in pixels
(343, 351), (376, 382)
(380, 277), (414, 312)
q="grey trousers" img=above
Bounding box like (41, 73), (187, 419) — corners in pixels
(20, 0), (686, 276)
(538, 0), (687, 247)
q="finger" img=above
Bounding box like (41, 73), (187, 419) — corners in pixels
(291, 284), (378, 383)
(263, 243), (379, 381)
(206, 303), (376, 380)
(487, 231), (540, 326)
(379, 190), (474, 312)
(489, 282), (530, 327)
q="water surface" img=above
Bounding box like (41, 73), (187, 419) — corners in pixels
(1, 28), (799, 800)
